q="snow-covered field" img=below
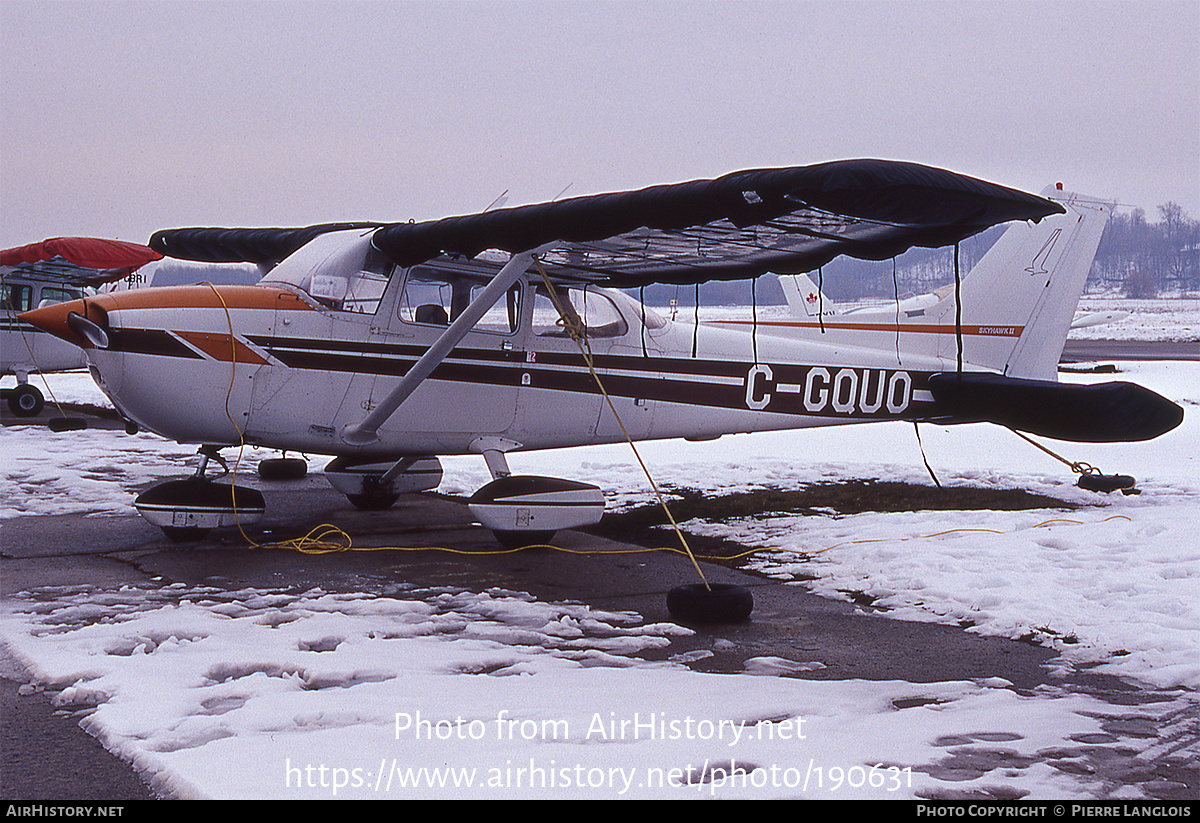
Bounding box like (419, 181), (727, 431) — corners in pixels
(1071, 296), (1200, 341)
(1, 299), (1197, 799)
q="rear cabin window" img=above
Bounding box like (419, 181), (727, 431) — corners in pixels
(533, 287), (627, 339)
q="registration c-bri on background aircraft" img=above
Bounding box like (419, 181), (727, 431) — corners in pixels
(21, 159), (1185, 621)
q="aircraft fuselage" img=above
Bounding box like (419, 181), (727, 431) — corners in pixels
(26, 277), (952, 458)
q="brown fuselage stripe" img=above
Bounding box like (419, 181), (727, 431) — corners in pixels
(175, 330), (269, 365)
(103, 328), (941, 421)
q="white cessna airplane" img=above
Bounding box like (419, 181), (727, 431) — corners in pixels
(21, 160), (1183, 619)
(2, 237), (161, 418)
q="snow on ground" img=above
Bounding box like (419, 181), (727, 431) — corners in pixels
(1, 299), (1197, 799)
(1069, 296), (1200, 342)
(0, 583), (1142, 800)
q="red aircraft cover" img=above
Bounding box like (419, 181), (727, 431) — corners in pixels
(1, 237), (162, 283)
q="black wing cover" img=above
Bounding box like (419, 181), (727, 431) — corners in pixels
(149, 159), (1063, 286)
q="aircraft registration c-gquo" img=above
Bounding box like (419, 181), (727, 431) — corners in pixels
(2, 237), (161, 421)
(21, 159), (1184, 621)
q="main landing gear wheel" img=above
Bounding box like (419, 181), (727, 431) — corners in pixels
(667, 583), (754, 624)
(135, 477), (266, 541)
(257, 456), (308, 481)
(324, 457), (443, 511)
(8, 384), (44, 417)
(469, 476), (604, 550)
(346, 490), (400, 510)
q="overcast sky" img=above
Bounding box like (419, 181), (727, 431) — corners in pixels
(2, 0), (1197, 250)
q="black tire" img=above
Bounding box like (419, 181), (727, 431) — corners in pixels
(8, 384), (44, 417)
(346, 491), (400, 510)
(48, 417), (86, 432)
(162, 526), (211, 542)
(1077, 473), (1137, 493)
(493, 530), (555, 549)
(258, 457), (308, 481)
(667, 583), (753, 624)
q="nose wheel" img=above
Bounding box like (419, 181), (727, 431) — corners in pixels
(6, 383), (44, 417)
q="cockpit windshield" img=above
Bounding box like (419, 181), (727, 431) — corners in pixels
(260, 230), (393, 314)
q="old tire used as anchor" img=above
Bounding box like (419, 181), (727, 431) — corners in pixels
(1077, 472), (1139, 494)
(667, 583), (754, 624)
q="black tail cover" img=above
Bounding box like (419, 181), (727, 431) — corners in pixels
(928, 373), (1184, 442)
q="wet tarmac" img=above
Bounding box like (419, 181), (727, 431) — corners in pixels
(3, 461), (1197, 799)
(1061, 340), (1200, 362)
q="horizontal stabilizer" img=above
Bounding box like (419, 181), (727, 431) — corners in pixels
(928, 373), (1184, 442)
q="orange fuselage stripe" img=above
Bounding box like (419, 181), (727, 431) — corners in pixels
(88, 284), (314, 313)
(711, 319), (1024, 337)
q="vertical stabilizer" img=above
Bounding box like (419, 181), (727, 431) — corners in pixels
(779, 272), (837, 317)
(931, 187), (1113, 380)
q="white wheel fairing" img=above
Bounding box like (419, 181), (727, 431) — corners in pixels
(468, 476), (604, 534)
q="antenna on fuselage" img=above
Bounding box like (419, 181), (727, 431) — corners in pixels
(484, 190), (509, 212)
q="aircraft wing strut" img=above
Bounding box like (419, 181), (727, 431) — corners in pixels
(339, 249), (542, 446)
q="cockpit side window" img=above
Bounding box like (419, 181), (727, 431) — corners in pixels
(37, 287), (84, 308)
(397, 267), (521, 335)
(2, 284), (33, 313)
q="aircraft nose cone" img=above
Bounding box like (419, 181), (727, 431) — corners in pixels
(20, 298), (103, 349)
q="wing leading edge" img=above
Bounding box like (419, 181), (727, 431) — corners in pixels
(148, 160), (1065, 287)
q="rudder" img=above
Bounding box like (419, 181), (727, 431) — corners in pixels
(930, 187), (1113, 380)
